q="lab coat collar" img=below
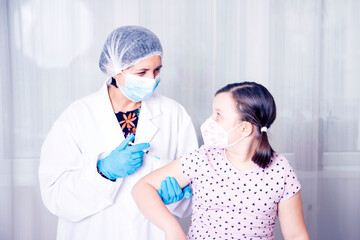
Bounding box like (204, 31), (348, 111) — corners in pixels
(139, 93), (162, 120)
(94, 82), (118, 123)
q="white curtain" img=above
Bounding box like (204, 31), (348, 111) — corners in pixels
(1, 0), (359, 239)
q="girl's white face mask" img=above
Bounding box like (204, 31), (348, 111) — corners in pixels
(200, 117), (247, 148)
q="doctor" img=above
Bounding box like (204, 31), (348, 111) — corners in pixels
(39, 26), (198, 240)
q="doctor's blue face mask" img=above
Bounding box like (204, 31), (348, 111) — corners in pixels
(115, 72), (160, 102)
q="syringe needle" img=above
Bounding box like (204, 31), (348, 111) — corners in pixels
(128, 142), (160, 160)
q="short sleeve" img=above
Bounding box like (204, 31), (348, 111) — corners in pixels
(180, 146), (206, 184)
(280, 161), (301, 202)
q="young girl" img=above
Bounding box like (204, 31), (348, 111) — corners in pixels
(132, 82), (309, 240)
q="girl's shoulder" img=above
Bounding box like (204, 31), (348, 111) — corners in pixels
(181, 145), (222, 163)
(265, 153), (293, 171)
(186, 145), (222, 155)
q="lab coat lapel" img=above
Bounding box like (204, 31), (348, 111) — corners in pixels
(134, 95), (161, 144)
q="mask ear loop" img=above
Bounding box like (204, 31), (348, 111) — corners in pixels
(114, 70), (128, 88)
(114, 71), (130, 99)
(225, 135), (247, 148)
(109, 70), (125, 88)
(225, 120), (244, 133)
(224, 121), (247, 148)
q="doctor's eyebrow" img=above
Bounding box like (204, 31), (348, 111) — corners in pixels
(155, 65), (162, 70)
(134, 65), (163, 72)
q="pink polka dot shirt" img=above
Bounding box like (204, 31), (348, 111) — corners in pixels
(181, 145), (301, 240)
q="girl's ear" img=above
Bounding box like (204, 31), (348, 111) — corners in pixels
(239, 121), (254, 137)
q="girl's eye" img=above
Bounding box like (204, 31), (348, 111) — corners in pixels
(216, 112), (221, 118)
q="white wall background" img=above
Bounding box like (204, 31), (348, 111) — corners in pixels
(1, 0), (359, 239)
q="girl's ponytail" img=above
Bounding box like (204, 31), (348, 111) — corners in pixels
(252, 129), (274, 168)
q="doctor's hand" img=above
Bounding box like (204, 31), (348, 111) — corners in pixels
(97, 134), (150, 180)
(157, 177), (192, 205)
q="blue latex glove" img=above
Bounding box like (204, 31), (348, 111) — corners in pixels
(97, 134), (150, 180)
(157, 176), (192, 205)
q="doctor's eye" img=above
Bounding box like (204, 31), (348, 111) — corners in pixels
(135, 71), (146, 76)
(154, 68), (161, 75)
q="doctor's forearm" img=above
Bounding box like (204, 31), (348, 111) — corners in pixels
(132, 181), (184, 234)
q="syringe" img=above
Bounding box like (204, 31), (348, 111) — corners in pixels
(128, 142), (160, 160)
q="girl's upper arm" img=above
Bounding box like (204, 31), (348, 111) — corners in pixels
(140, 158), (189, 190)
(278, 191), (309, 240)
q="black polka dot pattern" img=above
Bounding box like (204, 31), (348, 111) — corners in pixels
(180, 145), (301, 239)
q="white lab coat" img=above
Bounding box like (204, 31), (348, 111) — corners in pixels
(39, 82), (198, 240)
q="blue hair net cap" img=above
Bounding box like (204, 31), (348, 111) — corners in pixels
(99, 26), (163, 77)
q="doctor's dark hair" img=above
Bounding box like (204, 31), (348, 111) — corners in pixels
(215, 82), (276, 168)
